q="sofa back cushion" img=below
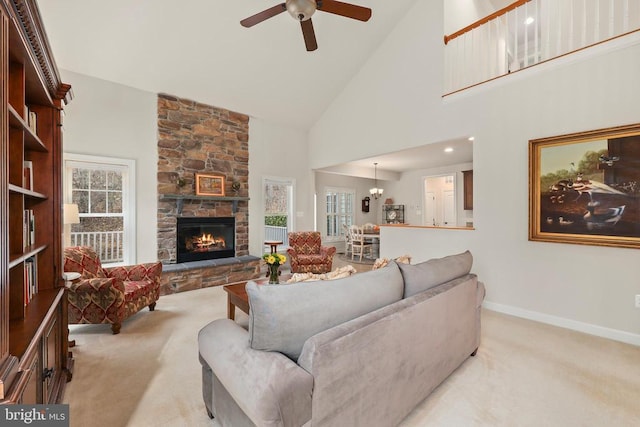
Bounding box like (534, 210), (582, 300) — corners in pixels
(398, 250), (473, 298)
(247, 262), (404, 361)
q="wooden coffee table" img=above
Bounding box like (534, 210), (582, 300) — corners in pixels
(223, 274), (291, 320)
(223, 282), (251, 320)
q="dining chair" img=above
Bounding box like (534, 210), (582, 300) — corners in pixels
(342, 223), (353, 256)
(349, 225), (372, 262)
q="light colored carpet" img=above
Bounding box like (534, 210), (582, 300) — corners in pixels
(64, 282), (640, 427)
(336, 253), (375, 265)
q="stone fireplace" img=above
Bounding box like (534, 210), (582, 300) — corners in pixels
(156, 94), (260, 294)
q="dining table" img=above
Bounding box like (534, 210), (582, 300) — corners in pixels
(362, 231), (380, 259)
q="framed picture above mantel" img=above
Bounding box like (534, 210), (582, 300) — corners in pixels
(196, 173), (225, 196)
(529, 123), (640, 249)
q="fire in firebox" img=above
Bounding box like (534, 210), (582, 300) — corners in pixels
(186, 233), (226, 252)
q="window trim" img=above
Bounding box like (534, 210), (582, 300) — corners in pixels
(324, 186), (356, 242)
(64, 153), (137, 265)
(262, 176), (296, 249)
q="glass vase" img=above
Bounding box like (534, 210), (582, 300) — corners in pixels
(268, 264), (280, 284)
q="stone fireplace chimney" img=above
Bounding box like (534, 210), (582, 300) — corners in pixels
(156, 94), (250, 264)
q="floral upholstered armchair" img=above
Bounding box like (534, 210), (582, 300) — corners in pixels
(286, 231), (337, 274)
(63, 246), (162, 334)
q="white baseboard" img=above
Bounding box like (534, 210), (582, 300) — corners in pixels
(483, 301), (640, 347)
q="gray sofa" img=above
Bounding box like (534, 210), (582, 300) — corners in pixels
(198, 251), (485, 427)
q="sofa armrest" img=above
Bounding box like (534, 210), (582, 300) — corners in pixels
(198, 319), (312, 427)
(477, 281), (486, 307)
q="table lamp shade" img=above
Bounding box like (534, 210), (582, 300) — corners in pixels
(63, 203), (80, 225)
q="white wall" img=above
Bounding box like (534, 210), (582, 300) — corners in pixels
(61, 70), (158, 263)
(248, 119), (313, 256)
(308, 1), (640, 342)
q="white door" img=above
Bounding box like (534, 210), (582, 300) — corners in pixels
(443, 190), (455, 226)
(424, 191), (436, 226)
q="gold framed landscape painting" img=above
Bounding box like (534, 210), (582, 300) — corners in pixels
(196, 173), (225, 196)
(529, 124), (640, 249)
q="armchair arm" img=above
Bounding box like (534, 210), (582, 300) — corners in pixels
(104, 262), (162, 284)
(66, 277), (126, 324)
(286, 248), (301, 269)
(67, 277), (125, 294)
(320, 245), (337, 257)
(199, 319), (312, 427)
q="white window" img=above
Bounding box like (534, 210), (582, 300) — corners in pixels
(325, 187), (355, 241)
(64, 154), (136, 265)
(263, 177), (295, 249)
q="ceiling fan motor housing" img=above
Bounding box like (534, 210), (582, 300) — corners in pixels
(286, 0), (317, 21)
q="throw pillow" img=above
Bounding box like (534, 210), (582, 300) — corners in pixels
(398, 250), (473, 298)
(247, 262), (404, 361)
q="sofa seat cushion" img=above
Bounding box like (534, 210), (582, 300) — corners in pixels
(247, 262), (404, 361)
(398, 250), (473, 298)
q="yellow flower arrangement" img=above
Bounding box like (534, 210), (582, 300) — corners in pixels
(263, 253), (286, 284)
(263, 253), (287, 266)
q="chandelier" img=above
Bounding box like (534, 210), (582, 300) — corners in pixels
(369, 162), (384, 199)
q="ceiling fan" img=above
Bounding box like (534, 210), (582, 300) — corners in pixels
(240, 0), (372, 51)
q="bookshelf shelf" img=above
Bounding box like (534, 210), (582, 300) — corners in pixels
(8, 183), (47, 199)
(8, 104), (47, 152)
(8, 245), (48, 269)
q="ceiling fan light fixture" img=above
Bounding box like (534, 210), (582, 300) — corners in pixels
(286, 0), (317, 21)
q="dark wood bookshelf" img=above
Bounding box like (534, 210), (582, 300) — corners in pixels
(1, 0), (72, 404)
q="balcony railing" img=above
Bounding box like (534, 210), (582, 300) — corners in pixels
(264, 225), (289, 249)
(70, 231), (124, 264)
(444, 0), (640, 95)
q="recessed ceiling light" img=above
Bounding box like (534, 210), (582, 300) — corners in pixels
(468, 136), (474, 141)
(444, 147), (454, 153)
(525, 17), (535, 25)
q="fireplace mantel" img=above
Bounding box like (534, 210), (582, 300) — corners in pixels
(161, 194), (250, 214)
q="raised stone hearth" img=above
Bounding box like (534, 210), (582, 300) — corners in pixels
(160, 256), (260, 295)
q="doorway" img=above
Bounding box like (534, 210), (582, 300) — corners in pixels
(423, 175), (456, 227)
(263, 177), (295, 249)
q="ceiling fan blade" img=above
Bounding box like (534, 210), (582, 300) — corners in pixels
(301, 19), (318, 51)
(240, 3), (287, 28)
(317, 0), (372, 22)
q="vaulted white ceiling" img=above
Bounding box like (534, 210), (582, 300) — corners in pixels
(38, 0), (420, 130)
(38, 1), (512, 174)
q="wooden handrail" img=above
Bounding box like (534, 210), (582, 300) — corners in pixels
(444, 0), (532, 45)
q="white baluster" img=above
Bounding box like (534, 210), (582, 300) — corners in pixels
(609, 0), (615, 38)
